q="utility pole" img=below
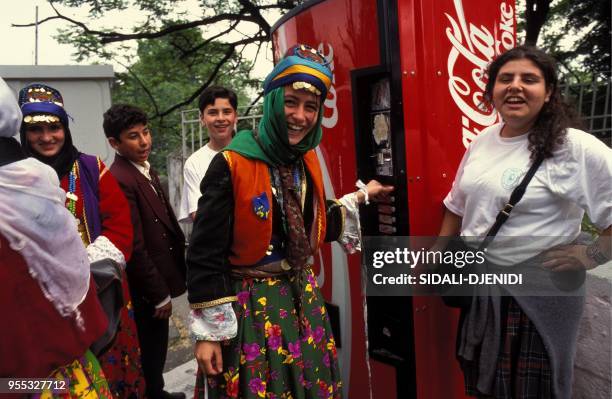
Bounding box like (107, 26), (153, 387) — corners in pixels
(35, 6), (39, 65)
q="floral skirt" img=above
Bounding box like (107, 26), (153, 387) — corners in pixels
(37, 350), (112, 399)
(97, 276), (146, 398)
(196, 268), (343, 399)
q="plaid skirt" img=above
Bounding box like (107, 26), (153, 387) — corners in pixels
(461, 297), (552, 399)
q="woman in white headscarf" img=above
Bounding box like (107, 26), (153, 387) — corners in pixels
(0, 78), (112, 398)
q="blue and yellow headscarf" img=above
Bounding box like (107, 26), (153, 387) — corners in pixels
(226, 45), (333, 166)
(263, 48), (333, 99)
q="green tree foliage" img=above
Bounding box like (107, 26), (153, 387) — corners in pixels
(15, 0), (302, 115)
(112, 28), (258, 173)
(517, 0), (611, 142)
(517, 0), (610, 80)
(540, 0), (610, 80)
(14, 0), (609, 161)
(13, 0), (303, 173)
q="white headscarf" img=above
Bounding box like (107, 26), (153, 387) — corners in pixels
(0, 78), (21, 138)
(0, 78), (90, 321)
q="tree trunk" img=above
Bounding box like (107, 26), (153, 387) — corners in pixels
(525, 0), (552, 45)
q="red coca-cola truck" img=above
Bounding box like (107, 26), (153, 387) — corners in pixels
(270, 0), (516, 397)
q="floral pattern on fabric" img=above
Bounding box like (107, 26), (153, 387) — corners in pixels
(37, 350), (112, 399)
(337, 193), (362, 254)
(96, 274), (146, 398)
(195, 268), (342, 399)
(59, 167), (145, 399)
(190, 303), (238, 341)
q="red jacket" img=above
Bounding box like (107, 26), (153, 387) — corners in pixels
(0, 234), (108, 378)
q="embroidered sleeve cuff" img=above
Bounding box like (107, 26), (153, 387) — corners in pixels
(189, 296), (238, 309)
(189, 303), (238, 341)
(87, 235), (126, 267)
(337, 192), (362, 254)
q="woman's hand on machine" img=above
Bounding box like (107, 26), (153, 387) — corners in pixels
(195, 340), (223, 375)
(356, 180), (394, 204)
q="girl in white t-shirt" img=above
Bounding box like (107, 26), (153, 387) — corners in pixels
(438, 45), (611, 399)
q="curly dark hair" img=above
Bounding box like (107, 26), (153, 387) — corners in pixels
(103, 104), (148, 140)
(484, 45), (580, 159)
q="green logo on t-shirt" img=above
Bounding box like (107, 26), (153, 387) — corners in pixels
(501, 168), (524, 190)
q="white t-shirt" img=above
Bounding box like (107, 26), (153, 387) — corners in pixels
(178, 144), (219, 223)
(444, 123), (612, 265)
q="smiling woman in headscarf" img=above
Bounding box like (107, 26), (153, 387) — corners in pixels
(186, 44), (393, 399)
(0, 77), (111, 396)
(17, 83), (146, 398)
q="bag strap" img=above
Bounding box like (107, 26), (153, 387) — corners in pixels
(478, 155), (544, 250)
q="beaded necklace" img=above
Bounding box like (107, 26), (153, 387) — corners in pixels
(66, 162), (79, 215)
(65, 161), (91, 245)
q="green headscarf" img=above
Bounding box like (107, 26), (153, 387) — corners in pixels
(225, 86), (324, 166)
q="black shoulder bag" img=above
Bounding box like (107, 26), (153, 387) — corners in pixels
(442, 156), (544, 308)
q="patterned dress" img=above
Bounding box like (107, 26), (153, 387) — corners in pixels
(189, 154), (346, 399)
(60, 154), (146, 399)
(38, 351), (113, 399)
(196, 270), (342, 399)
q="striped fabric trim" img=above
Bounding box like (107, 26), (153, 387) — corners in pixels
(190, 296), (238, 309)
(273, 64), (332, 90)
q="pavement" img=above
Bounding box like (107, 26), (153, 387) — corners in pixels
(163, 359), (198, 398)
(158, 266), (612, 399)
(162, 293), (198, 398)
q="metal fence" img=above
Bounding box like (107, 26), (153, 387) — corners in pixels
(170, 105), (263, 235)
(171, 79), (611, 235)
(560, 77), (611, 144)
(180, 80), (611, 160)
(180, 104), (264, 160)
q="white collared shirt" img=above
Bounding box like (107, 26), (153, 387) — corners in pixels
(129, 158), (152, 180)
(128, 158), (160, 194)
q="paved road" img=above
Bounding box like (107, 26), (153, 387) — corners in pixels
(163, 359), (198, 398)
(166, 293), (193, 371)
(164, 293), (198, 398)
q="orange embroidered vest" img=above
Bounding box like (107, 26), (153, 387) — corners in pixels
(223, 149), (327, 266)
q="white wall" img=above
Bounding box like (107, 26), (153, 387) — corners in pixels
(0, 65), (115, 165)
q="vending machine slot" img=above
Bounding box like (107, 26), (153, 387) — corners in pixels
(378, 214), (396, 225)
(378, 224), (396, 234)
(351, 65), (413, 387)
(352, 71), (407, 239)
(377, 204), (396, 214)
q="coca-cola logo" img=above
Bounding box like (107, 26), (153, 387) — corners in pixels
(446, 0), (515, 147)
(318, 43), (338, 128)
